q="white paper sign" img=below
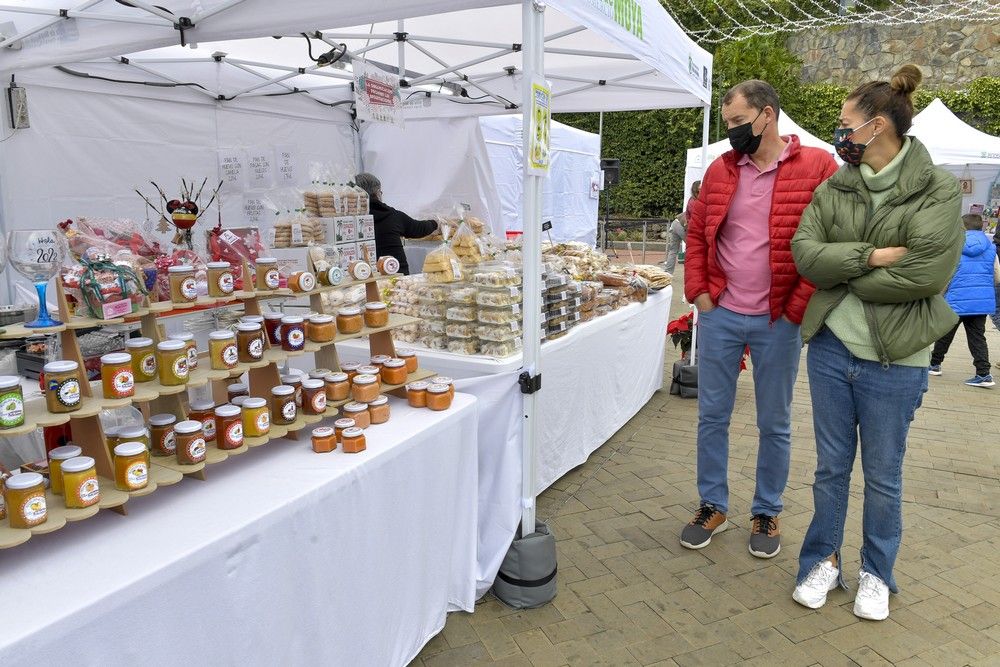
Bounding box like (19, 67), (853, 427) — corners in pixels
(354, 60), (404, 127)
(247, 147), (274, 190)
(243, 196), (267, 225)
(218, 149), (246, 190)
(275, 145), (297, 185)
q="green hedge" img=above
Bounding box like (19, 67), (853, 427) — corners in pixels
(558, 76), (1000, 219)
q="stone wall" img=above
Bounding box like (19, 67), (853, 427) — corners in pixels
(787, 21), (998, 89)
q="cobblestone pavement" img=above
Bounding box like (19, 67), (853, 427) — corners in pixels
(414, 265), (1000, 667)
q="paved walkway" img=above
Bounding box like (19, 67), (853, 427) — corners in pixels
(414, 265), (1000, 667)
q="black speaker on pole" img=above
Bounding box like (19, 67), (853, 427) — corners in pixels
(600, 158), (620, 186)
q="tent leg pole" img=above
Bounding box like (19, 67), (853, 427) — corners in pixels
(701, 103), (711, 180)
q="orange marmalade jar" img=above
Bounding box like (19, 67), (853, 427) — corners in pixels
(368, 395), (390, 425)
(380, 358), (407, 386)
(113, 441), (149, 492)
(337, 307), (364, 335)
(342, 402), (371, 429)
(5, 472), (47, 528)
(101, 352), (135, 400)
(325, 372), (350, 402)
(341, 427), (367, 454)
(334, 418), (356, 443)
(306, 315), (336, 343)
(311, 426), (336, 453)
(426, 383), (453, 411)
(397, 348), (418, 374)
(407, 381), (429, 408)
(351, 374), (379, 403)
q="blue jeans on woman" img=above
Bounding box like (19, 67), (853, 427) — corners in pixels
(797, 328), (928, 593)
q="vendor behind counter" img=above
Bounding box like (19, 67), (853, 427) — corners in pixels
(354, 173), (438, 275)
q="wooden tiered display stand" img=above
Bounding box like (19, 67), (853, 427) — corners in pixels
(0, 262), (432, 548)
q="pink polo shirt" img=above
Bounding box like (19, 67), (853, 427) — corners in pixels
(716, 139), (792, 316)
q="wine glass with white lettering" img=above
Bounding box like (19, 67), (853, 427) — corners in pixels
(7, 230), (66, 328)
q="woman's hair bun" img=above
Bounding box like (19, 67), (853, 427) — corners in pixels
(890, 64), (922, 96)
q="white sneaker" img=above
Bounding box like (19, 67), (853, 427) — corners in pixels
(853, 571), (890, 620)
(792, 560), (840, 609)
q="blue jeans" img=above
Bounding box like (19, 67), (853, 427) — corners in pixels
(696, 306), (802, 516)
(797, 328), (927, 593)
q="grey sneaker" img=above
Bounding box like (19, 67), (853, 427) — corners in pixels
(680, 504), (729, 549)
(749, 514), (781, 558)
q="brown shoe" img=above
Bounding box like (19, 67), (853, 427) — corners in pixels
(680, 504), (729, 549)
(749, 514), (781, 558)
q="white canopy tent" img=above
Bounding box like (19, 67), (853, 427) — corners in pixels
(683, 111), (839, 206)
(910, 98), (1000, 213)
(0, 0), (713, 553)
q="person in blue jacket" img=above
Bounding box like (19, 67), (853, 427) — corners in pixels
(929, 213), (997, 387)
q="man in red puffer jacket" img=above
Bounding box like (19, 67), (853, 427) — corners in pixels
(680, 80), (838, 560)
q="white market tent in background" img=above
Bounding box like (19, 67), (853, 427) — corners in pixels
(683, 112), (838, 206)
(909, 98), (1000, 213)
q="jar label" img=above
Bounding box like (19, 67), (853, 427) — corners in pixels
(312, 393), (327, 412)
(161, 430), (176, 453)
(126, 462), (148, 489)
(256, 412), (270, 432)
(202, 418), (216, 440)
(249, 338), (263, 359)
(187, 347), (199, 370)
(226, 422), (244, 447)
(189, 437), (206, 461)
(273, 325), (282, 344)
(77, 476), (100, 505)
(222, 343), (239, 367)
(181, 276), (197, 300)
(218, 271), (235, 294)
(282, 401), (297, 422)
(173, 356), (189, 379)
(56, 379), (81, 407)
(21, 494), (46, 525)
(0, 391), (24, 427)
(287, 328), (305, 349)
(140, 353), (157, 377)
(112, 368), (134, 397)
(265, 269), (280, 289)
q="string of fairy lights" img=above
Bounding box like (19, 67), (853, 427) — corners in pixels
(663, 0), (1000, 44)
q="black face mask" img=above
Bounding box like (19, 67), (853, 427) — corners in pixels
(727, 109), (767, 155)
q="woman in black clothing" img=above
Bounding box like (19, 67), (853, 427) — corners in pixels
(354, 173), (439, 275)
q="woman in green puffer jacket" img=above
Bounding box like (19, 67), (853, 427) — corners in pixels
(789, 65), (962, 622)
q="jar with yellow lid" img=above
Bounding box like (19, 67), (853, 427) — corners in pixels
(228, 383), (248, 402)
(48, 444), (82, 495)
(271, 385), (296, 426)
(352, 375), (379, 403)
(312, 426), (336, 453)
(188, 399), (216, 443)
(113, 442), (149, 492)
(255, 257), (280, 291)
(380, 358), (407, 386)
(397, 349), (418, 374)
(263, 312), (283, 346)
(207, 261), (235, 297)
(0, 376), (24, 430)
(215, 404), (243, 450)
(281, 375), (303, 407)
(426, 383), (453, 411)
(306, 315), (336, 343)
(281, 316), (305, 352)
(336, 307), (363, 334)
(126, 337), (157, 383)
(368, 395), (390, 425)
(209, 330), (239, 371)
(149, 413), (177, 456)
(5, 472), (47, 528)
(174, 420), (206, 465)
(242, 397), (270, 438)
(237, 322), (265, 363)
(334, 418), (355, 443)
(156, 340), (189, 386)
(61, 456), (100, 509)
(325, 372), (350, 402)
(342, 402), (371, 429)
(168, 265), (198, 303)
(407, 381), (429, 408)
(44, 360), (82, 413)
(364, 302), (390, 329)
(302, 378), (327, 416)
(100, 352), (134, 400)
(169, 332), (199, 371)
(341, 427), (367, 454)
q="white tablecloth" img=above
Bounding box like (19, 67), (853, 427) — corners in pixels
(0, 395), (479, 667)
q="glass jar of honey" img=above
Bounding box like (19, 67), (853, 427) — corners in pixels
(242, 397), (270, 438)
(189, 399), (217, 443)
(100, 352), (135, 400)
(288, 271), (316, 293)
(174, 420), (206, 465)
(364, 302), (390, 329)
(5, 472), (47, 528)
(271, 385), (297, 425)
(209, 330), (239, 371)
(317, 266), (345, 287)
(325, 372), (350, 402)
(281, 375), (303, 407)
(341, 427), (367, 454)
(426, 383), (453, 411)
(215, 404), (244, 450)
(43, 360), (82, 414)
(149, 413), (177, 456)
(368, 395), (390, 425)
(237, 322), (265, 363)
(61, 456), (100, 509)
(48, 444), (82, 495)
(255, 257), (280, 291)
(406, 381), (429, 408)
(306, 315), (336, 343)
(302, 378), (327, 415)
(113, 441), (149, 492)
(341, 362), (361, 382)
(380, 358), (407, 386)
(336, 307), (364, 334)
(358, 366), (382, 386)
(432, 376), (456, 399)
(227, 383), (248, 402)
(334, 418), (355, 443)
(281, 316), (306, 352)
(311, 426), (336, 453)
(351, 374), (379, 403)
(342, 402), (371, 429)
(169, 332), (199, 371)
(263, 312), (283, 346)
(126, 337), (157, 383)
(157, 340), (189, 386)
(168, 265), (198, 303)
(207, 261), (235, 297)
(397, 349), (418, 374)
